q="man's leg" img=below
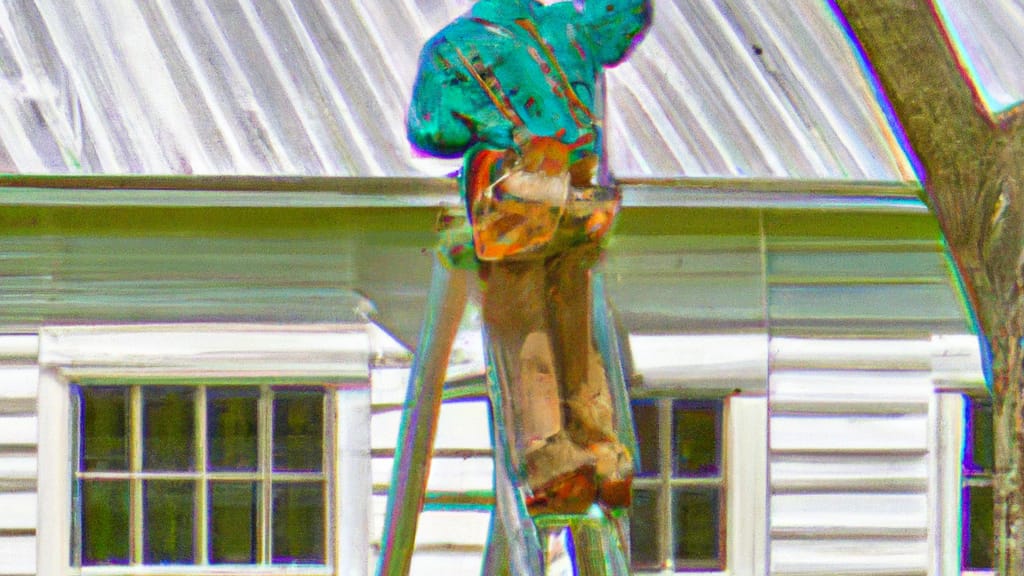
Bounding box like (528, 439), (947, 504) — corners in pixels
(544, 243), (633, 507)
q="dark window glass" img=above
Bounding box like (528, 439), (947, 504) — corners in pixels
(82, 481), (130, 565)
(143, 387), (194, 470)
(273, 390), (323, 472)
(272, 483), (325, 564)
(75, 384), (330, 567)
(672, 401), (720, 477)
(672, 488), (721, 568)
(210, 482), (259, 564)
(963, 397), (994, 570)
(967, 398), (994, 473)
(80, 387), (128, 471)
(144, 480), (195, 563)
(965, 485), (994, 569)
(631, 399), (660, 477)
(208, 388), (259, 471)
(629, 488), (661, 570)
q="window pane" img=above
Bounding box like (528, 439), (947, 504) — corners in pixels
(208, 388), (259, 471)
(273, 390), (323, 472)
(967, 399), (994, 473)
(272, 483), (325, 564)
(672, 488), (721, 568)
(965, 485), (994, 569)
(80, 387), (128, 471)
(82, 481), (129, 565)
(629, 488), (661, 570)
(144, 480), (195, 563)
(672, 401), (720, 477)
(631, 399), (660, 477)
(210, 482), (259, 564)
(143, 387), (195, 470)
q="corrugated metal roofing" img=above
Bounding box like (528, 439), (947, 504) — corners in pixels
(932, 0), (1024, 120)
(0, 0), (913, 180)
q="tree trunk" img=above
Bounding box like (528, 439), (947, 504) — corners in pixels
(991, 302), (1024, 573)
(835, 1), (1024, 573)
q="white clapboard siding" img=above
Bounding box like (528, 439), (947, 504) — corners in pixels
(772, 539), (930, 576)
(0, 335), (39, 576)
(771, 413), (929, 454)
(0, 417), (36, 451)
(0, 493), (36, 531)
(0, 537), (34, 576)
(769, 338), (933, 576)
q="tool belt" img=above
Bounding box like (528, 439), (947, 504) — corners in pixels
(465, 145), (619, 262)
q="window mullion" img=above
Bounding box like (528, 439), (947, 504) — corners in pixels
(196, 385), (209, 565)
(325, 390), (336, 570)
(659, 398), (672, 570)
(130, 385), (143, 565)
(260, 385), (274, 564)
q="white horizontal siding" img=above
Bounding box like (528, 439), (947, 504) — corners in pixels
(0, 338), (38, 362)
(772, 539), (928, 576)
(0, 367), (36, 416)
(772, 493), (928, 538)
(770, 371), (932, 414)
(371, 401), (492, 451)
(771, 338), (933, 371)
(0, 455), (34, 491)
(368, 550), (484, 576)
(372, 456), (493, 493)
(769, 338), (934, 576)
(0, 363), (37, 491)
(771, 414), (929, 453)
(1, 336), (39, 576)
(0, 417), (36, 449)
(369, 495), (490, 549)
(0, 455), (35, 488)
(772, 454), (928, 493)
(0, 493), (36, 531)
(0, 536), (34, 575)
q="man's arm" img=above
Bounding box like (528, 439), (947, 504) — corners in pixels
(580, 0), (652, 66)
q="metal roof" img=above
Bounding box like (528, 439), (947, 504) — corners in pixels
(932, 0), (1024, 121)
(0, 0), (913, 180)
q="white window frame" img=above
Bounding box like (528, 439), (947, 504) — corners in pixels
(930, 334), (993, 576)
(628, 334), (768, 576)
(935, 392), (996, 576)
(36, 324), (373, 576)
(627, 393), (767, 576)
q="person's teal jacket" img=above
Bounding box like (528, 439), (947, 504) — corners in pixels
(407, 0), (651, 161)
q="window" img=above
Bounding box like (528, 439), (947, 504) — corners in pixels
(630, 398), (725, 572)
(37, 324), (372, 576)
(72, 384), (329, 566)
(963, 396), (994, 571)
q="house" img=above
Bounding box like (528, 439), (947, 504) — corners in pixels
(0, 1), (1003, 575)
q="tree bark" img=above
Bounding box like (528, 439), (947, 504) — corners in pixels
(835, 1), (1024, 573)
